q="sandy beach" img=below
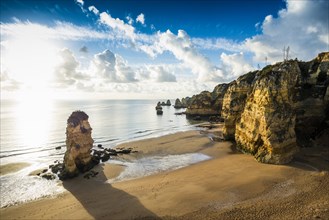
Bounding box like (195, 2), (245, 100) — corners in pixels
(1, 125), (329, 219)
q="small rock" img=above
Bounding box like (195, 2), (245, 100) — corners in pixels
(97, 144), (103, 149)
(55, 146), (62, 150)
(41, 173), (56, 180)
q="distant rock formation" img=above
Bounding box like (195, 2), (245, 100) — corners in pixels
(61, 111), (96, 179)
(166, 99), (171, 106)
(174, 98), (184, 108)
(181, 97), (191, 107)
(155, 102), (162, 110)
(155, 102), (163, 115)
(185, 84), (229, 117)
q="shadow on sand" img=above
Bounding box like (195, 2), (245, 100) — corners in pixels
(62, 164), (159, 220)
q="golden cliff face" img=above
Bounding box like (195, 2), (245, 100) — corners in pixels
(234, 62), (301, 164)
(225, 52), (328, 164)
(222, 71), (257, 140)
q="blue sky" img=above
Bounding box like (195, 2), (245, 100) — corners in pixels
(0, 0), (328, 99)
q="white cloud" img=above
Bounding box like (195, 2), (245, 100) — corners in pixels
(0, 70), (21, 91)
(144, 30), (224, 82)
(54, 48), (90, 88)
(75, 0), (87, 13)
(88, 6), (99, 15)
(137, 65), (176, 82)
(99, 12), (137, 41)
(136, 13), (145, 25)
(0, 21), (110, 41)
(92, 49), (137, 83)
(220, 52), (254, 79)
(245, 0), (329, 63)
(76, 0), (84, 6)
(191, 37), (245, 52)
(126, 16), (134, 25)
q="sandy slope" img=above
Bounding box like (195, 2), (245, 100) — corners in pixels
(1, 127), (328, 219)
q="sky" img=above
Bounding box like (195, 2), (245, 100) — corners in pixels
(0, 0), (328, 100)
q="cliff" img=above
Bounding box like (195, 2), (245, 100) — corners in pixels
(177, 52), (328, 164)
(235, 62), (300, 164)
(222, 71), (257, 140)
(185, 84), (229, 116)
(233, 52), (328, 164)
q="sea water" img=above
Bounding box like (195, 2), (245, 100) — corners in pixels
(0, 99), (209, 207)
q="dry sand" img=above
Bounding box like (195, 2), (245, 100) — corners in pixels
(1, 125), (329, 219)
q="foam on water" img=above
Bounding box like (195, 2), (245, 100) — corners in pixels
(0, 165), (64, 208)
(107, 153), (211, 183)
(0, 153), (210, 208)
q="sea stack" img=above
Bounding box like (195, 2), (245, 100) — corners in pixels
(61, 111), (95, 179)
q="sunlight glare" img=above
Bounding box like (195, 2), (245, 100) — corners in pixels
(14, 92), (54, 149)
(3, 31), (59, 88)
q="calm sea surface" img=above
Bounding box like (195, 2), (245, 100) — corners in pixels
(0, 99), (210, 208)
(0, 99), (197, 164)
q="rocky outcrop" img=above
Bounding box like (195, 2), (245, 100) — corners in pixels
(186, 84), (229, 116)
(235, 62), (300, 164)
(174, 98), (184, 108)
(181, 97), (191, 107)
(233, 53), (328, 164)
(61, 111), (96, 179)
(222, 71), (257, 140)
(155, 102), (163, 115)
(295, 52), (329, 147)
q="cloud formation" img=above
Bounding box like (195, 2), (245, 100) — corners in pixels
(136, 13), (145, 25)
(54, 48), (89, 87)
(88, 6), (99, 15)
(245, 0), (328, 63)
(220, 52), (254, 79)
(137, 65), (177, 82)
(0, 20), (110, 41)
(92, 49), (137, 83)
(99, 12), (136, 41)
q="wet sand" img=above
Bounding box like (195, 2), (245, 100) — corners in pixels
(1, 126), (329, 219)
(0, 162), (30, 176)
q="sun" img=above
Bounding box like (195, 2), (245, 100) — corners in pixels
(2, 31), (60, 98)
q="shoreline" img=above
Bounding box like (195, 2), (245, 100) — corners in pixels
(1, 125), (329, 219)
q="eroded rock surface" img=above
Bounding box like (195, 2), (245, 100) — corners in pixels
(222, 71), (257, 140)
(235, 62), (300, 164)
(61, 111), (96, 179)
(186, 84), (229, 116)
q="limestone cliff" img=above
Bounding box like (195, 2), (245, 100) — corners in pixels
(233, 52), (328, 164)
(235, 62), (300, 164)
(61, 111), (95, 179)
(295, 52), (329, 147)
(186, 84), (229, 116)
(222, 71), (257, 140)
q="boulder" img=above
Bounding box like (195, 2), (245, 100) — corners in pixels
(166, 99), (171, 106)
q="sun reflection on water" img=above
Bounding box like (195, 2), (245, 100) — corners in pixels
(14, 96), (54, 149)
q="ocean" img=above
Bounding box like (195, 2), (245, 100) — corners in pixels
(0, 99), (210, 207)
